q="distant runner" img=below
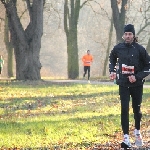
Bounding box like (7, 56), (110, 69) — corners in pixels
(82, 50), (93, 83)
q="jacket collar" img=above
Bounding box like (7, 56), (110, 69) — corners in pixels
(124, 42), (135, 48)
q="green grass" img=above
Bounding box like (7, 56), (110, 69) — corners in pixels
(0, 80), (149, 149)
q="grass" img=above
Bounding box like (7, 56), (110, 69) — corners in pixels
(0, 80), (149, 149)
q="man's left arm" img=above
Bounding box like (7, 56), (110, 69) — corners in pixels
(135, 48), (150, 80)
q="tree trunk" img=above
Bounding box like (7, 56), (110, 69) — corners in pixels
(103, 16), (113, 76)
(2, 0), (43, 80)
(146, 38), (150, 54)
(111, 0), (127, 43)
(64, 0), (80, 79)
(4, 13), (14, 77)
(67, 28), (79, 79)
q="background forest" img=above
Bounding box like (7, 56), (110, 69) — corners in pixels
(0, 0), (149, 79)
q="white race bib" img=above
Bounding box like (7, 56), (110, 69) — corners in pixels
(122, 64), (134, 74)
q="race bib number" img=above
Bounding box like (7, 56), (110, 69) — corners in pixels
(122, 64), (134, 74)
(85, 61), (91, 64)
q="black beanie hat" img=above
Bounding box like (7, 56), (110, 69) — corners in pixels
(124, 24), (135, 35)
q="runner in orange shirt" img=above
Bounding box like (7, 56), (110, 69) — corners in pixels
(82, 50), (93, 82)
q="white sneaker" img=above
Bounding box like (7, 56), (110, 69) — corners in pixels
(135, 134), (144, 147)
(88, 80), (90, 83)
(124, 137), (132, 146)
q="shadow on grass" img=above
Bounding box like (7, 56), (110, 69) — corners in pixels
(0, 90), (119, 111)
(0, 90), (150, 111)
(0, 80), (149, 119)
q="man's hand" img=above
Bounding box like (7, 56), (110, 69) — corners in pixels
(128, 75), (136, 83)
(109, 72), (116, 80)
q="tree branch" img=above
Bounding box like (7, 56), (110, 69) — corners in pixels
(25, 0), (32, 20)
(80, 0), (93, 9)
(64, 0), (69, 35)
(136, 22), (150, 35)
(87, 0), (111, 20)
(1, 0), (6, 5)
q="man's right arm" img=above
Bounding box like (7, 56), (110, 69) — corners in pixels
(109, 48), (117, 80)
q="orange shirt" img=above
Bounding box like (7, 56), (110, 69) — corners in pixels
(82, 54), (93, 66)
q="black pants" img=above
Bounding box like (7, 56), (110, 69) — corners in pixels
(83, 66), (90, 80)
(119, 85), (143, 134)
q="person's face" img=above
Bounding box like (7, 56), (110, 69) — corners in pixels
(123, 32), (134, 43)
(87, 50), (90, 54)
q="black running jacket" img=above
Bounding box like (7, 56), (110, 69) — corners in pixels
(109, 42), (150, 87)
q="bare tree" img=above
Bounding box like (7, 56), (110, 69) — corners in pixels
(4, 13), (14, 77)
(1, 0), (44, 80)
(146, 38), (150, 53)
(103, 16), (113, 76)
(64, 0), (80, 79)
(64, 0), (92, 79)
(111, 0), (128, 43)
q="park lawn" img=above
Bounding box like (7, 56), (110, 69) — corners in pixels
(0, 80), (149, 149)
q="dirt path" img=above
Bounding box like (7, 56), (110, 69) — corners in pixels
(47, 79), (150, 88)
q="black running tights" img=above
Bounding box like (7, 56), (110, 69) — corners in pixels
(119, 85), (143, 135)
